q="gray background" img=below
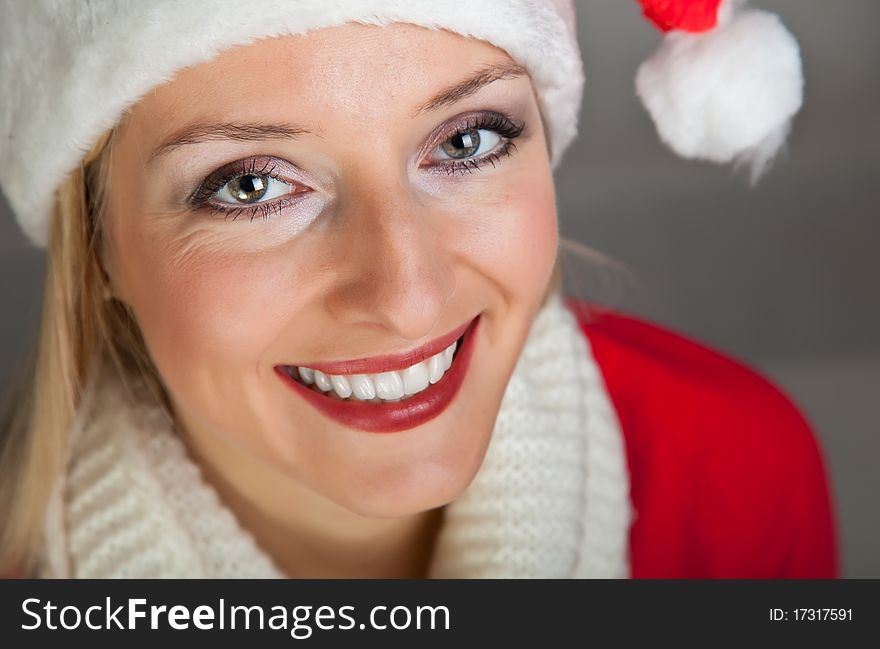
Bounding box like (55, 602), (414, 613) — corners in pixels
(1, 0), (877, 576)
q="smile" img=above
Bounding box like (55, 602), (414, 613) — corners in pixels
(274, 314), (481, 433)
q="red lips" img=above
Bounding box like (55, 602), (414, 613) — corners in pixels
(290, 318), (471, 376)
(274, 314), (481, 433)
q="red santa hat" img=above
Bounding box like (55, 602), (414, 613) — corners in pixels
(634, 0), (804, 183)
(0, 0), (803, 247)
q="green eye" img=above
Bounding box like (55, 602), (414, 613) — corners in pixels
(436, 128), (501, 160)
(216, 173), (292, 205)
(227, 173), (269, 203)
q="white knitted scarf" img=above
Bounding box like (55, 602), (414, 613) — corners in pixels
(39, 291), (633, 578)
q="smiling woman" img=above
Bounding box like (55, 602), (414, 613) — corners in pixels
(0, 0), (837, 579)
(93, 26), (561, 578)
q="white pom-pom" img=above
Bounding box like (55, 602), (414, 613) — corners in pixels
(635, 2), (804, 183)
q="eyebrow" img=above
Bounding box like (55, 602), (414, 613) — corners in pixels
(148, 122), (311, 163)
(413, 61), (528, 116)
(147, 61), (528, 162)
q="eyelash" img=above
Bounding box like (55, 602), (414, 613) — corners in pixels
(430, 111), (525, 177)
(189, 111), (526, 222)
(189, 157), (297, 223)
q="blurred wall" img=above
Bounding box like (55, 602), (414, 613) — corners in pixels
(1, 0), (877, 576)
(557, 0), (879, 578)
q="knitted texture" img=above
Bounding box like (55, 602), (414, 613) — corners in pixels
(40, 291), (633, 578)
(428, 292), (633, 577)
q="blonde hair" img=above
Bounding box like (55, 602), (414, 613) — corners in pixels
(0, 129), (166, 574)
(0, 120), (598, 575)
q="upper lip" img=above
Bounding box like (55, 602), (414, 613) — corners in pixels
(282, 315), (476, 376)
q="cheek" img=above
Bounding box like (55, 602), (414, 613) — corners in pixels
(455, 171), (558, 302)
(509, 179), (558, 293)
(115, 233), (298, 389)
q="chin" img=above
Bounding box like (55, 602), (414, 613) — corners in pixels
(326, 423), (494, 519)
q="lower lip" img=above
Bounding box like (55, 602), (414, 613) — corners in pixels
(274, 315), (481, 433)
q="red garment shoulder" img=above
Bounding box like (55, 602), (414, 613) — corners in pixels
(566, 298), (840, 578)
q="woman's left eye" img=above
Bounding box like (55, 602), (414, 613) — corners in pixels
(433, 128), (502, 161)
(425, 112), (525, 173)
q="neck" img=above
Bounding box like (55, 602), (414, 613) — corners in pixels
(174, 408), (445, 579)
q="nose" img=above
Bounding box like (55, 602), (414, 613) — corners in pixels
(323, 182), (456, 341)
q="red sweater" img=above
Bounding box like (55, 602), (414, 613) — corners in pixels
(2, 303), (840, 579)
(569, 298), (840, 578)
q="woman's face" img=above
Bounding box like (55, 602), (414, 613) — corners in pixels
(105, 23), (558, 518)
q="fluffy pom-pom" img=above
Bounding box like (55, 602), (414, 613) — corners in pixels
(635, 1), (804, 183)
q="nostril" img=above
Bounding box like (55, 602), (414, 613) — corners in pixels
(323, 233), (455, 338)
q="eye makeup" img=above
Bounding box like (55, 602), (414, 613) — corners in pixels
(422, 110), (526, 176)
(188, 156), (312, 222)
(187, 108), (528, 223)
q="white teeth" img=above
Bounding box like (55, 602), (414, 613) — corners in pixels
(443, 341), (456, 370)
(330, 374), (352, 399)
(349, 374), (376, 401)
(402, 360), (430, 395)
(297, 367), (315, 384)
(428, 353), (445, 384)
(292, 335), (462, 402)
(313, 370), (333, 392)
(373, 371), (405, 400)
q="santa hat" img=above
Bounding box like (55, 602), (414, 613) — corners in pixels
(0, 0), (803, 248)
(635, 0), (804, 183)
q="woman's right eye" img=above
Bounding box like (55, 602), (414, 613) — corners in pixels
(189, 157), (316, 221)
(213, 172), (296, 206)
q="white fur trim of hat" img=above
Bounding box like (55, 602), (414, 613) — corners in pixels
(0, 0), (802, 248)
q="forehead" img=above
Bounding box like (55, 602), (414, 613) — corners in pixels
(125, 22), (517, 132)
